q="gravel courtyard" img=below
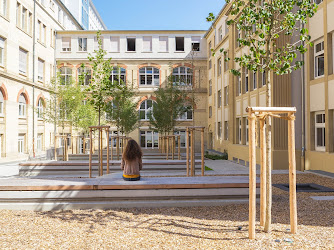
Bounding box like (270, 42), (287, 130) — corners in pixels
(0, 173), (333, 249)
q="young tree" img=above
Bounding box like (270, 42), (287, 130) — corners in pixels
(86, 31), (115, 125)
(73, 100), (98, 135)
(105, 83), (139, 135)
(208, 0), (317, 232)
(148, 74), (194, 135)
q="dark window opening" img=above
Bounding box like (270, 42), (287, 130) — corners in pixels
(192, 42), (200, 51)
(176, 37), (184, 51)
(127, 38), (136, 51)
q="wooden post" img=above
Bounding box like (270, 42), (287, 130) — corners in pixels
(186, 128), (189, 177)
(89, 128), (92, 178)
(166, 136), (169, 160)
(248, 112), (256, 240)
(172, 136), (175, 160)
(191, 129), (195, 176)
(64, 137), (68, 161)
(178, 135), (181, 160)
(99, 128), (103, 176)
(201, 128), (205, 176)
(111, 135), (113, 161)
(288, 113), (297, 234)
(83, 137), (86, 154)
(106, 129), (110, 174)
(116, 136), (120, 160)
(54, 135), (57, 161)
(260, 118), (267, 227)
(71, 136), (73, 154)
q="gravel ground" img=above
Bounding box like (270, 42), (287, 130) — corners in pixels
(0, 173), (333, 249)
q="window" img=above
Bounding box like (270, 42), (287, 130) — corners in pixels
(78, 67), (91, 86)
(28, 13), (32, 35)
(218, 26), (223, 42)
(218, 90), (222, 108)
(140, 130), (159, 149)
(127, 38), (136, 52)
(218, 122), (221, 138)
(110, 36), (120, 52)
(94, 36), (103, 50)
(19, 48), (28, 75)
(16, 3), (20, 27)
(37, 21), (41, 42)
(209, 80), (212, 96)
(59, 67), (72, 85)
(142, 36), (152, 52)
(174, 131), (187, 148)
(50, 0), (55, 11)
(191, 36), (200, 51)
(179, 108), (193, 120)
(208, 41), (212, 57)
(21, 7), (26, 31)
(209, 106), (212, 118)
(0, 90), (4, 115)
(315, 41), (324, 78)
(38, 58), (44, 82)
(209, 60), (212, 69)
(224, 121), (228, 140)
(245, 69), (249, 93)
(262, 70), (266, 86)
(1, 0), (7, 17)
(139, 67), (159, 86)
(224, 86), (229, 106)
(237, 75), (241, 96)
(172, 67), (193, 86)
(139, 100), (154, 120)
(246, 118), (249, 145)
(237, 118), (242, 144)
(315, 112), (325, 151)
(253, 71), (257, 90)
(50, 29), (55, 47)
(224, 53), (229, 71)
(37, 98), (44, 119)
(105, 101), (116, 121)
(58, 8), (63, 25)
(0, 37), (4, 67)
(109, 66), (126, 84)
(37, 134), (42, 152)
(62, 37), (71, 52)
(78, 38), (87, 52)
(18, 135), (24, 154)
(18, 93), (26, 117)
(218, 58), (222, 76)
(175, 37), (184, 51)
(159, 36), (168, 52)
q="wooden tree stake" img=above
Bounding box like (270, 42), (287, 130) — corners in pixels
(260, 118), (267, 227)
(89, 128), (92, 178)
(186, 128), (189, 177)
(248, 112), (256, 240)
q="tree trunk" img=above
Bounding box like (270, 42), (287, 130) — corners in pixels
(264, 71), (272, 233)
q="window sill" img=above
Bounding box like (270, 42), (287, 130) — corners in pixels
(175, 51), (185, 53)
(60, 51), (72, 53)
(139, 85), (159, 88)
(109, 51), (120, 53)
(142, 51), (153, 53)
(125, 51), (136, 53)
(77, 51), (88, 53)
(16, 26), (32, 38)
(37, 118), (44, 121)
(18, 116), (27, 119)
(19, 73), (27, 78)
(37, 41), (46, 48)
(0, 14), (9, 22)
(158, 51), (169, 53)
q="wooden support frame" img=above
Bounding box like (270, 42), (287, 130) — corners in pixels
(246, 106), (297, 239)
(54, 135), (69, 161)
(185, 126), (205, 177)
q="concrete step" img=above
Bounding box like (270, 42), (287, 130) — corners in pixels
(0, 176), (259, 211)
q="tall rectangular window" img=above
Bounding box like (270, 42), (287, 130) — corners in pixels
(218, 26), (223, 42)
(78, 38), (87, 51)
(253, 71), (257, 90)
(224, 52), (229, 71)
(315, 41), (324, 78)
(62, 37), (71, 52)
(218, 90), (222, 108)
(237, 118), (242, 144)
(19, 48), (28, 75)
(218, 122), (221, 138)
(127, 38), (136, 52)
(224, 86), (229, 106)
(21, 7), (27, 31)
(208, 41), (212, 57)
(1, 0), (7, 17)
(209, 106), (212, 118)
(159, 36), (168, 52)
(142, 36), (152, 52)
(209, 80), (212, 96)
(16, 3), (20, 27)
(225, 20), (229, 35)
(37, 20), (41, 42)
(175, 37), (184, 51)
(245, 118), (249, 145)
(224, 121), (229, 140)
(110, 36), (120, 52)
(37, 134), (42, 152)
(191, 36), (200, 51)
(41, 24), (46, 44)
(18, 135), (24, 154)
(58, 8), (63, 25)
(0, 37), (4, 67)
(315, 112), (325, 151)
(245, 69), (249, 93)
(38, 58), (44, 82)
(28, 13), (32, 35)
(237, 75), (241, 96)
(262, 70), (266, 86)
(94, 36), (103, 50)
(218, 58), (222, 76)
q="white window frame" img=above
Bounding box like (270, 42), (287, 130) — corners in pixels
(172, 66), (193, 86)
(78, 37), (87, 52)
(1, 0), (7, 17)
(0, 37), (4, 67)
(19, 48), (28, 75)
(191, 36), (200, 52)
(18, 94), (26, 117)
(37, 134), (42, 152)
(142, 36), (152, 52)
(0, 90), (4, 115)
(59, 67), (72, 85)
(140, 130), (159, 149)
(159, 36), (168, 52)
(127, 37), (136, 52)
(139, 100), (155, 121)
(18, 135), (24, 154)
(37, 98), (44, 119)
(139, 67), (160, 86)
(94, 36), (103, 50)
(315, 111), (325, 151)
(38, 58), (44, 82)
(175, 37), (185, 52)
(61, 37), (71, 52)
(178, 109), (193, 121)
(174, 130), (187, 148)
(109, 66), (126, 84)
(314, 41), (324, 78)
(110, 36), (120, 52)
(218, 26), (223, 42)
(78, 67), (91, 86)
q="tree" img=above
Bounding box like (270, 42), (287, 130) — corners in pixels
(208, 0), (317, 232)
(86, 31), (115, 125)
(105, 83), (138, 135)
(73, 100), (98, 135)
(148, 74), (194, 135)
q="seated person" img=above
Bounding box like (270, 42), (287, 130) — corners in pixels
(121, 139), (143, 181)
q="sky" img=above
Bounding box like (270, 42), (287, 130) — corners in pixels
(93, 0), (226, 30)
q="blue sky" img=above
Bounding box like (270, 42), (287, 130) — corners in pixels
(93, 0), (225, 30)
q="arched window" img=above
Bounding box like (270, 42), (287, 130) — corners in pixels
(0, 90), (4, 115)
(18, 93), (27, 117)
(110, 67), (126, 84)
(59, 67), (72, 85)
(78, 67), (91, 86)
(172, 67), (193, 85)
(139, 99), (154, 120)
(37, 98), (44, 119)
(139, 67), (159, 86)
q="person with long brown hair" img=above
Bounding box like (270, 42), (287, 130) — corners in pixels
(121, 139), (143, 181)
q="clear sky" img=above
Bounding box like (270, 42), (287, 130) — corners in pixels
(93, 0), (226, 30)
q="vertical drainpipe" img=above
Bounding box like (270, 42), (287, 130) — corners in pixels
(54, 31), (57, 156)
(301, 22), (305, 172)
(32, 0), (36, 158)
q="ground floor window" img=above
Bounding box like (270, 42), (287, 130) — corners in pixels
(109, 131), (124, 148)
(224, 121), (228, 141)
(174, 130), (187, 148)
(37, 134), (42, 152)
(18, 134), (24, 154)
(315, 111), (325, 151)
(140, 130), (158, 149)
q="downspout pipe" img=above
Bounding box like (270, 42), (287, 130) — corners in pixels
(32, 0), (36, 158)
(54, 31), (57, 159)
(301, 22), (306, 171)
